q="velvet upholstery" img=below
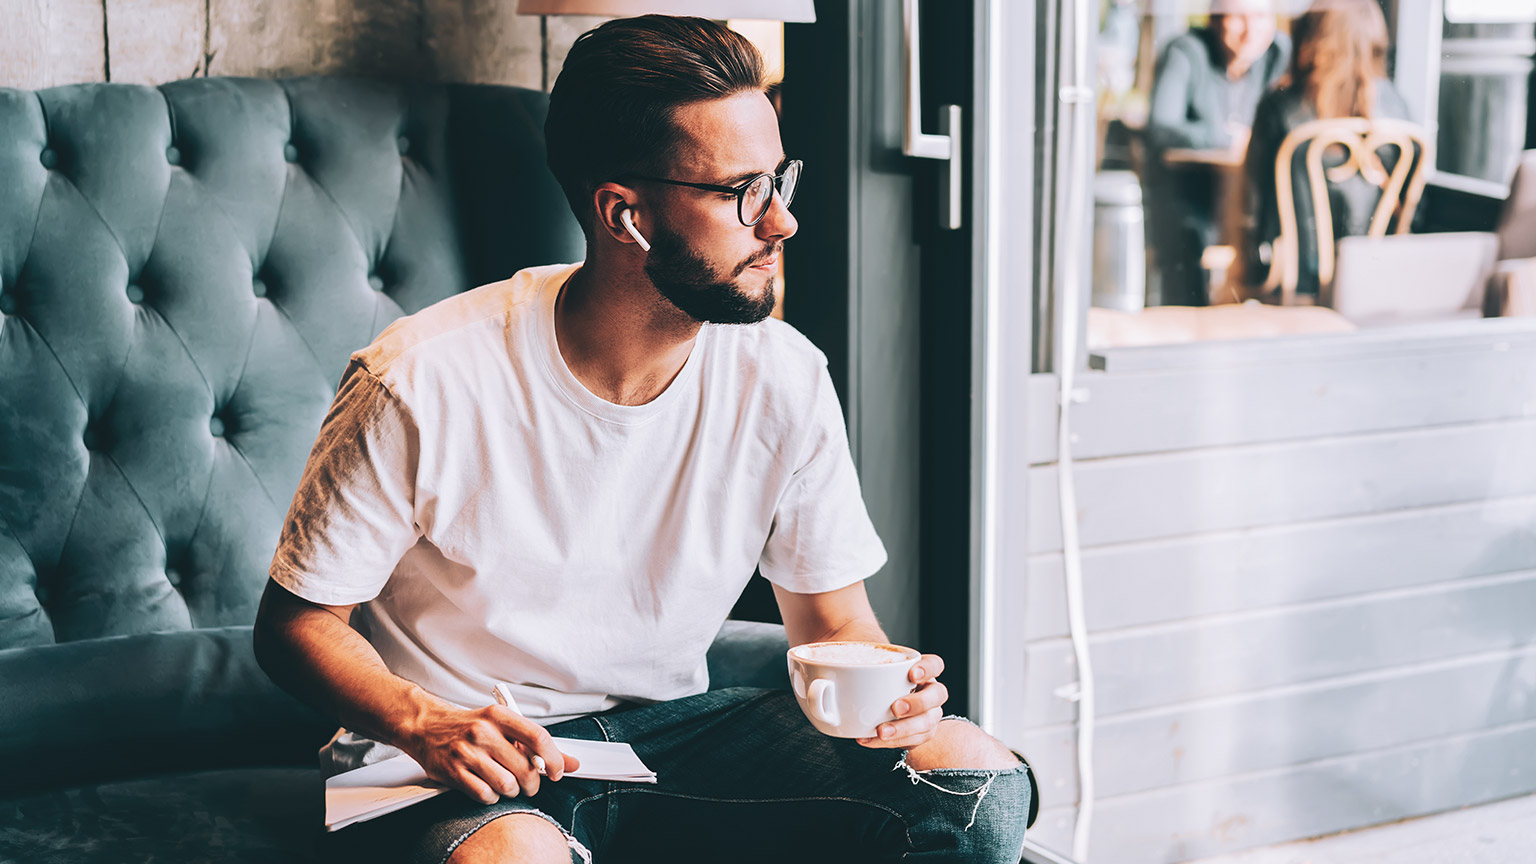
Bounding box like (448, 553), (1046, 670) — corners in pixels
(0, 769), (324, 864)
(0, 627), (334, 797)
(0, 77), (582, 651)
(0, 621), (790, 798)
(0, 622), (789, 864)
(0, 77), (791, 860)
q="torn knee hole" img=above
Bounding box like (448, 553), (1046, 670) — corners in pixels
(892, 751), (999, 831)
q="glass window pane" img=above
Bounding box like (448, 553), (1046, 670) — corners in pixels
(1072, 0), (1536, 350)
(994, 3), (1536, 862)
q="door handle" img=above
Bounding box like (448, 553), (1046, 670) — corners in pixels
(902, 0), (963, 230)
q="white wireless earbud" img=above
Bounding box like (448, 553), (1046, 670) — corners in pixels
(620, 208), (651, 252)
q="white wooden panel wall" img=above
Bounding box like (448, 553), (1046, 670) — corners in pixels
(1015, 323), (1536, 864)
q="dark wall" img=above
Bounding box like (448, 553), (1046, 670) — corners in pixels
(914, 0), (977, 719)
(771, 0), (978, 713)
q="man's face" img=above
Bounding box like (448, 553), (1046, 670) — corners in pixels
(641, 91), (798, 326)
(1218, 10), (1277, 69)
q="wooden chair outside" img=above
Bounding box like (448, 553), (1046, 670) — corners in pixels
(1262, 117), (1433, 306)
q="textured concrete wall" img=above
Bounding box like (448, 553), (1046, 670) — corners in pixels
(1, 0), (604, 91)
(0, 5), (788, 310)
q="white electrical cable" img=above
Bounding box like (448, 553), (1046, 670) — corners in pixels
(1056, 0), (1097, 858)
(1056, 135), (1098, 864)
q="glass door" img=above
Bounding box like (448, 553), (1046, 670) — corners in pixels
(975, 1), (1536, 863)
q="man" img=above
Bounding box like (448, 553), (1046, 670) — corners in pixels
(1149, 0), (1288, 155)
(254, 16), (1030, 864)
(1146, 0), (1290, 305)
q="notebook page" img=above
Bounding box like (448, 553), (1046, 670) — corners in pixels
(325, 738), (657, 830)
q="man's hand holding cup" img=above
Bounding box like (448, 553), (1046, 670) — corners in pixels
(786, 641), (949, 749)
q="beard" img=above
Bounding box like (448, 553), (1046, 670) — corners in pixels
(644, 223), (779, 326)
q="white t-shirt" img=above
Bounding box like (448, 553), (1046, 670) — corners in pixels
(269, 263), (887, 725)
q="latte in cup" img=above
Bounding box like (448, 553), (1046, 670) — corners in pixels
(794, 642), (911, 665)
(787, 641), (922, 738)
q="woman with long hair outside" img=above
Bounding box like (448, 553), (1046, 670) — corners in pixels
(1241, 0), (1413, 299)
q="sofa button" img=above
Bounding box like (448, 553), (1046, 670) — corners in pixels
(82, 427), (100, 451)
(208, 416), (226, 437)
(40, 148), (57, 169)
(284, 143), (299, 163)
(166, 568), (182, 587)
(368, 274), (385, 292)
(252, 277), (267, 298)
(0, 293), (14, 316)
(166, 145), (182, 165)
(126, 284), (144, 304)
(397, 136), (411, 155)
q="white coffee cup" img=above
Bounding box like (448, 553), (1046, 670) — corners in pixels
(787, 641), (921, 738)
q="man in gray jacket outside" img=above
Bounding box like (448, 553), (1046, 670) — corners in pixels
(1146, 0), (1290, 305)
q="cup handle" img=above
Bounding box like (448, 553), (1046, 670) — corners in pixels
(807, 678), (839, 727)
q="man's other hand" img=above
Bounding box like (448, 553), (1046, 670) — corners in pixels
(1226, 121), (1252, 153)
(401, 704), (581, 805)
(856, 653), (949, 750)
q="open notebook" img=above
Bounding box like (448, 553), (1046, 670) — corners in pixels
(325, 738), (657, 832)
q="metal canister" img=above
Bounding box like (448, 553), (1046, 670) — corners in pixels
(1091, 170), (1147, 312)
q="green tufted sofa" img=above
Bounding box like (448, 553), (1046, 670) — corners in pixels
(0, 76), (790, 863)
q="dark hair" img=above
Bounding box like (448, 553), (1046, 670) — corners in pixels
(545, 16), (768, 236)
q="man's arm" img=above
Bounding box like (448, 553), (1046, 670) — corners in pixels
(1148, 39), (1224, 152)
(772, 579), (888, 647)
(772, 581), (949, 750)
(253, 579), (577, 802)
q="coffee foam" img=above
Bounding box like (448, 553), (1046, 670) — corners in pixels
(795, 642), (912, 665)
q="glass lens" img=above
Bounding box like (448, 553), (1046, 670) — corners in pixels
(779, 160), (802, 208)
(741, 173), (774, 225)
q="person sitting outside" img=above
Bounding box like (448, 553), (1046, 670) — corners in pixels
(1146, 0), (1291, 306)
(1240, 0), (1413, 300)
(252, 15), (1032, 864)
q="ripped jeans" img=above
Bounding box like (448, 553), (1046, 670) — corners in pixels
(325, 687), (1033, 864)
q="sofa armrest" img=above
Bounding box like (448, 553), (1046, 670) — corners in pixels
(0, 626), (333, 796)
(1, 620), (793, 797)
(706, 620), (791, 691)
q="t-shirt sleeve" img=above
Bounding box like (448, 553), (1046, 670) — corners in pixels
(758, 363), (888, 594)
(268, 360), (423, 606)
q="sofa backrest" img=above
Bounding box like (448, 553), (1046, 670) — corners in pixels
(0, 77), (584, 650)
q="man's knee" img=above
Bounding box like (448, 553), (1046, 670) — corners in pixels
(447, 812), (575, 864)
(904, 719), (1021, 772)
(897, 720), (1033, 863)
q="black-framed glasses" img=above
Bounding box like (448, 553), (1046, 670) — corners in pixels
(618, 159), (803, 227)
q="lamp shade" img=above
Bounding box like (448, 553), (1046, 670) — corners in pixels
(516, 0), (815, 22)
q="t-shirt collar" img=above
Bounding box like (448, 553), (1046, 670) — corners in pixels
(535, 264), (708, 426)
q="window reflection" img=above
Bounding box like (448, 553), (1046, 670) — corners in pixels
(1089, 0), (1536, 349)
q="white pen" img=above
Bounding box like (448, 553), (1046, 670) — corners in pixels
(492, 682), (548, 775)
